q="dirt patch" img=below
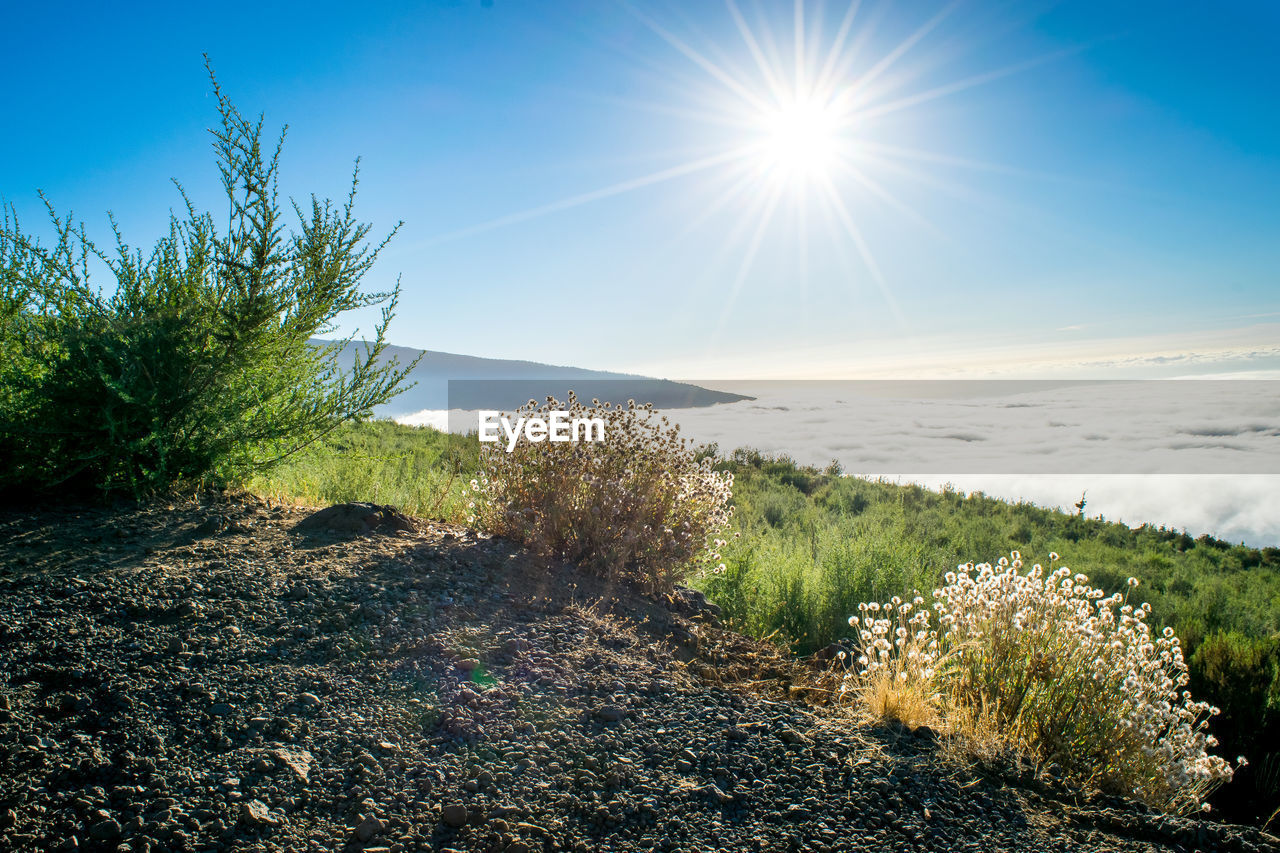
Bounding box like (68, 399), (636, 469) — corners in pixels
(0, 496), (1274, 853)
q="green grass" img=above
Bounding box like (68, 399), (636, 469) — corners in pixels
(239, 420), (1280, 822)
(702, 448), (1280, 657)
(245, 420), (478, 521)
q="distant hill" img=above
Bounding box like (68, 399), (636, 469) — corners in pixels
(312, 339), (752, 416)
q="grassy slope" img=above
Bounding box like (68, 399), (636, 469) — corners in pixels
(244, 420), (1280, 822)
(245, 420), (479, 522)
(706, 448), (1280, 656)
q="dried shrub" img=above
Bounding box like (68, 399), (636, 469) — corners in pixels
(469, 393), (733, 594)
(843, 553), (1240, 814)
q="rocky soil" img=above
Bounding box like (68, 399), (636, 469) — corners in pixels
(1, 496), (1276, 853)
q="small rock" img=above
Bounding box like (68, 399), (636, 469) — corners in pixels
(239, 799), (280, 827)
(294, 503), (416, 536)
(210, 702), (233, 717)
(354, 814), (386, 843)
(779, 728), (810, 746)
(515, 822), (547, 837)
(297, 692), (322, 709)
(594, 704), (626, 722)
(268, 747), (313, 782)
(457, 658), (481, 672)
(783, 804), (812, 820)
(441, 803), (468, 828)
(694, 784), (734, 805)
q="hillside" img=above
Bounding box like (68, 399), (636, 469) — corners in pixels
(2, 498), (1277, 853)
(313, 340), (752, 416)
(244, 421), (1280, 826)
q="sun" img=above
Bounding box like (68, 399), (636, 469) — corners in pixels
(756, 95), (843, 183)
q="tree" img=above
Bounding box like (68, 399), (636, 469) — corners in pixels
(0, 60), (420, 497)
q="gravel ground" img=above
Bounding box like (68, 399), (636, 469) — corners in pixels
(1, 496), (1276, 853)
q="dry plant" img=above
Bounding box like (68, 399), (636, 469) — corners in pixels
(469, 393), (733, 595)
(842, 552), (1242, 814)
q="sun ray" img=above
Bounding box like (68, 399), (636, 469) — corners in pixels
(422, 146), (755, 245)
(857, 140), (1102, 186)
(674, 166), (764, 241)
(666, 175), (785, 336)
(725, 0), (788, 105)
(623, 2), (772, 114)
(794, 0), (806, 96)
(834, 154), (951, 245)
(708, 180), (786, 350)
(846, 1), (958, 99)
(815, 0), (863, 95)
(816, 173), (904, 326)
(796, 185), (810, 318)
(851, 149), (1112, 250)
(851, 46), (1084, 123)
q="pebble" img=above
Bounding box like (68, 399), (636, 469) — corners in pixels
(441, 803), (468, 828)
(595, 704), (626, 722)
(694, 784), (735, 804)
(354, 814), (386, 842)
(240, 799), (280, 827)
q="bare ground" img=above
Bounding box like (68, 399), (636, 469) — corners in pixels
(0, 495), (1275, 853)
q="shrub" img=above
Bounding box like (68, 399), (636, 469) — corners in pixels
(840, 593), (947, 730)
(844, 553), (1239, 814)
(0, 61), (417, 498)
(469, 393), (733, 594)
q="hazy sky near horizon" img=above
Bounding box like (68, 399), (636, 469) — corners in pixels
(3, 0), (1278, 378)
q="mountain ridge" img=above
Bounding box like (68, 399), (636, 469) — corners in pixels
(312, 339), (753, 416)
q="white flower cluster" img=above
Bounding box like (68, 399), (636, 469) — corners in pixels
(846, 594), (936, 679)
(845, 553), (1238, 814)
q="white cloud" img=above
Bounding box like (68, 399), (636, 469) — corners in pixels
(395, 379), (1280, 546)
(663, 381), (1280, 546)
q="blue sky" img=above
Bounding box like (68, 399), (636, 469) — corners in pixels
(3, 0), (1278, 378)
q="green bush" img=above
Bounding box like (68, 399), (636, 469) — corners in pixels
(0, 64), (416, 497)
(470, 393), (733, 594)
(1192, 632), (1280, 732)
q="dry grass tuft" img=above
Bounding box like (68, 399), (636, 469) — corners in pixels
(469, 392), (733, 595)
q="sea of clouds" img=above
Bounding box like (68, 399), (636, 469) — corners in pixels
(397, 379), (1280, 547)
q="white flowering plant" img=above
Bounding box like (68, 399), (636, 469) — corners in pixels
(844, 553), (1241, 814)
(469, 392), (733, 594)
